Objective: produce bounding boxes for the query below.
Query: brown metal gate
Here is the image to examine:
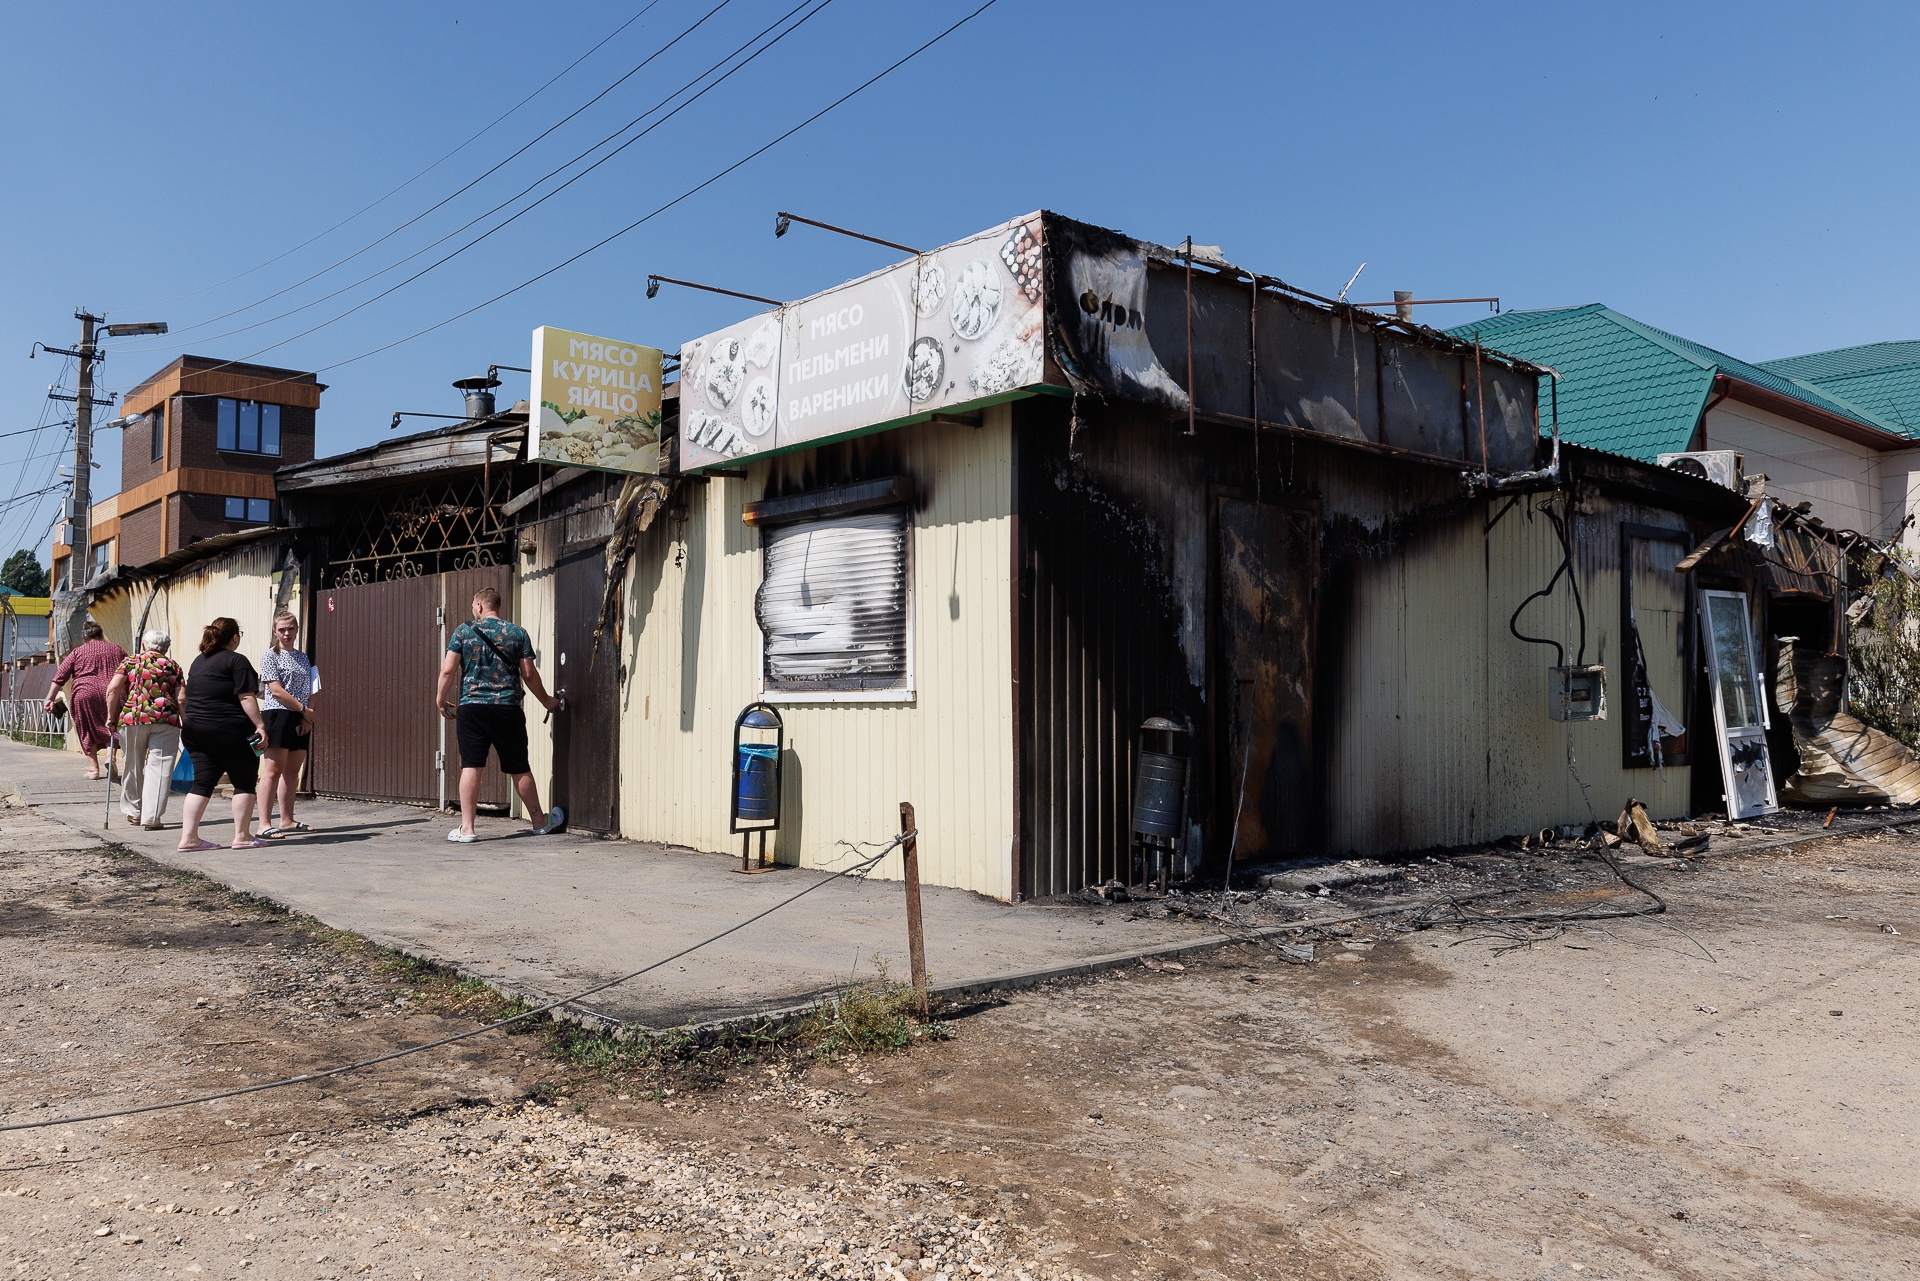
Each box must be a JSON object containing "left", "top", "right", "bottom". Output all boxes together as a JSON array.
[
  {"left": 310, "top": 567, "right": 512, "bottom": 808},
  {"left": 549, "top": 549, "right": 619, "bottom": 834},
  {"left": 311, "top": 575, "right": 439, "bottom": 803}
]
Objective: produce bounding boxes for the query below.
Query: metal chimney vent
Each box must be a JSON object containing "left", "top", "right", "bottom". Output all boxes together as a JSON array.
[{"left": 453, "top": 375, "right": 501, "bottom": 420}]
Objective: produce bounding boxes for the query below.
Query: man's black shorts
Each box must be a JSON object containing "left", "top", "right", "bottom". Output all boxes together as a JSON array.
[{"left": 456, "top": 703, "right": 530, "bottom": 775}]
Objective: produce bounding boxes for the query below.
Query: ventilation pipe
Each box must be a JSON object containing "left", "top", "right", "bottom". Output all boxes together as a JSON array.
[{"left": 453, "top": 375, "right": 501, "bottom": 420}]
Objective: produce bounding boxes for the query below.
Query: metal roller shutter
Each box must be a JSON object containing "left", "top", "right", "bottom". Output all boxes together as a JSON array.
[{"left": 757, "top": 510, "right": 909, "bottom": 693}]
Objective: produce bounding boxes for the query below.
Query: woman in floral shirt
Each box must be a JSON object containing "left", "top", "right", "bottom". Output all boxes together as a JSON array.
[{"left": 105, "top": 629, "right": 184, "bottom": 829}]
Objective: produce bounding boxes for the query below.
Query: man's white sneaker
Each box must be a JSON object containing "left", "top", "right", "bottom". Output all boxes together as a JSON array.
[
  {"left": 536, "top": 806, "right": 565, "bottom": 835},
  {"left": 447, "top": 828, "right": 478, "bottom": 844}
]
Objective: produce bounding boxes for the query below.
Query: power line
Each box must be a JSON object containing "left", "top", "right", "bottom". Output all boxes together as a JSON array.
[
  {"left": 132, "top": 0, "right": 729, "bottom": 347},
  {"left": 111, "top": 0, "right": 823, "bottom": 376},
  {"left": 317, "top": 0, "right": 1004, "bottom": 376},
  {"left": 84, "top": 0, "right": 1002, "bottom": 408},
  {"left": 121, "top": 0, "right": 675, "bottom": 316}
]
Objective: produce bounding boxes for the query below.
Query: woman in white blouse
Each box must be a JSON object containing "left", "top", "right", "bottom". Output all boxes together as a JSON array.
[{"left": 256, "top": 609, "right": 316, "bottom": 837}]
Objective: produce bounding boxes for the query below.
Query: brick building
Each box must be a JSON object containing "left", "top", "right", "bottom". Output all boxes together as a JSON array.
[{"left": 51, "top": 356, "right": 323, "bottom": 584}]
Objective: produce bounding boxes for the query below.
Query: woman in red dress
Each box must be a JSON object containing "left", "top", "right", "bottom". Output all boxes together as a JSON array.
[{"left": 46, "top": 619, "right": 128, "bottom": 779}]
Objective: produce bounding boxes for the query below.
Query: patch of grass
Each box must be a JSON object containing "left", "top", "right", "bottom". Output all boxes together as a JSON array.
[{"left": 804, "top": 978, "right": 952, "bottom": 1058}]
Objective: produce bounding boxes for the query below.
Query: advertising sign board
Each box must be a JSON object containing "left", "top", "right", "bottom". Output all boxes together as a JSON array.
[
  {"left": 679, "top": 212, "right": 1046, "bottom": 470},
  {"left": 529, "top": 326, "right": 665, "bottom": 474}
]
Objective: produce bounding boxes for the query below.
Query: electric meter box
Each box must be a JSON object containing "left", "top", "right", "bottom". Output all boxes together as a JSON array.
[{"left": 1548, "top": 664, "right": 1607, "bottom": 721}]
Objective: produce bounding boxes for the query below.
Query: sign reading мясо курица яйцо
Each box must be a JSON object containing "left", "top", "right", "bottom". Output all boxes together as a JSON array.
[{"left": 530, "top": 326, "right": 665, "bottom": 474}]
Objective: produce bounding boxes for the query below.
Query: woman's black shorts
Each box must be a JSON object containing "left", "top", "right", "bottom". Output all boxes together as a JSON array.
[
  {"left": 181, "top": 724, "right": 260, "bottom": 797},
  {"left": 262, "top": 708, "right": 311, "bottom": 752}
]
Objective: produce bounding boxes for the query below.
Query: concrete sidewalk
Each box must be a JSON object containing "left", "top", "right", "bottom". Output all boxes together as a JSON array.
[{"left": 0, "top": 739, "right": 1214, "bottom": 1028}]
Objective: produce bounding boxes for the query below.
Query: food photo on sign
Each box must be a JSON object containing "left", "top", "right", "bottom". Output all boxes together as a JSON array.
[
  {"left": 529, "top": 326, "right": 666, "bottom": 474},
  {"left": 678, "top": 212, "right": 1045, "bottom": 471}
]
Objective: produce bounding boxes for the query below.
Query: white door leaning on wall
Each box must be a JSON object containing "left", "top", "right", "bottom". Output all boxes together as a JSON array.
[{"left": 1699, "top": 589, "right": 1779, "bottom": 820}]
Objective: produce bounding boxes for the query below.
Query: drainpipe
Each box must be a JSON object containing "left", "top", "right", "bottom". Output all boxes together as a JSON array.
[{"left": 1696, "top": 374, "right": 1731, "bottom": 450}]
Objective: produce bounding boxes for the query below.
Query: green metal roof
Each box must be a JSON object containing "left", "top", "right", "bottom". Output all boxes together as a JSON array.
[
  {"left": 1448, "top": 305, "right": 1904, "bottom": 461},
  {"left": 1758, "top": 341, "right": 1920, "bottom": 438}
]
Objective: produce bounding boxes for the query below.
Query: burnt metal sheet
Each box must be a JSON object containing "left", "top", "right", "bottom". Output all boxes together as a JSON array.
[
  {"left": 1016, "top": 401, "right": 1204, "bottom": 898},
  {"left": 1215, "top": 495, "right": 1318, "bottom": 859},
  {"left": 1044, "top": 213, "right": 1540, "bottom": 472}
]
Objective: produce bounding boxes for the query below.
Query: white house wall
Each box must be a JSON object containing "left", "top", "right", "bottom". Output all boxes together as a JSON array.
[
  {"left": 616, "top": 410, "right": 1017, "bottom": 899},
  {"left": 1705, "top": 399, "right": 1882, "bottom": 534},
  {"left": 1875, "top": 447, "right": 1920, "bottom": 554}
]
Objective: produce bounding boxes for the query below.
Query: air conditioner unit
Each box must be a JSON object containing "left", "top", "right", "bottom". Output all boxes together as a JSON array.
[{"left": 1657, "top": 450, "right": 1744, "bottom": 491}]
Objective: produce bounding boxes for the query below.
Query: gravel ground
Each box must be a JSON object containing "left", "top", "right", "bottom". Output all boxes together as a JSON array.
[{"left": 3, "top": 789, "right": 1918, "bottom": 1280}]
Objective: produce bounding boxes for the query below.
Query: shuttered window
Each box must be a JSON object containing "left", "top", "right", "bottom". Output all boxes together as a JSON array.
[{"left": 757, "top": 509, "right": 910, "bottom": 695}]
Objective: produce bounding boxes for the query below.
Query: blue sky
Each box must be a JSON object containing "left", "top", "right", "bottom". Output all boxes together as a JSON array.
[{"left": 4, "top": 0, "right": 1918, "bottom": 563}]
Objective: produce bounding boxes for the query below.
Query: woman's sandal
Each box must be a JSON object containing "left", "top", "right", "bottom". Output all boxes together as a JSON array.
[
  {"left": 257, "top": 828, "right": 287, "bottom": 840},
  {"left": 280, "top": 821, "right": 314, "bottom": 832},
  {"left": 177, "top": 840, "right": 220, "bottom": 853},
  {"left": 230, "top": 838, "right": 269, "bottom": 849}
]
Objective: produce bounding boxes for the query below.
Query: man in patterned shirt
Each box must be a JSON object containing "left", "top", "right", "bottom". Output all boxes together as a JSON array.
[
  {"left": 435, "top": 585, "right": 564, "bottom": 842},
  {"left": 105, "top": 629, "right": 184, "bottom": 829}
]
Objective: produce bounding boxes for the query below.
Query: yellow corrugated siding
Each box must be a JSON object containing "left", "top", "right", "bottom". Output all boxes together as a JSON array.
[
  {"left": 616, "top": 410, "right": 1016, "bottom": 898},
  {"left": 89, "top": 544, "right": 288, "bottom": 660},
  {"left": 516, "top": 543, "right": 557, "bottom": 819},
  {"left": 1327, "top": 494, "right": 1691, "bottom": 849}
]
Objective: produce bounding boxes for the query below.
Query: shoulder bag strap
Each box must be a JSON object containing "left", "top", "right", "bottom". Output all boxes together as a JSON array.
[{"left": 465, "top": 622, "right": 524, "bottom": 688}]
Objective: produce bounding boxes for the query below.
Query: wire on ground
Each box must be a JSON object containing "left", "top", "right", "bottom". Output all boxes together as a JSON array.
[{"left": 0, "top": 834, "right": 906, "bottom": 1135}]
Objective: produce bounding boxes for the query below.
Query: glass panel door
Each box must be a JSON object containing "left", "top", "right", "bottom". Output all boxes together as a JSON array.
[{"left": 1699, "top": 590, "right": 1778, "bottom": 819}]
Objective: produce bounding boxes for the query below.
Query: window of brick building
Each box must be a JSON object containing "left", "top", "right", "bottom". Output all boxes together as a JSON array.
[
  {"left": 149, "top": 409, "right": 164, "bottom": 463},
  {"left": 224, "top": 497, "right": 272, "bottom": 524},
  {"left": 215, "top": 399, "right": 282, "bottom": 455}
]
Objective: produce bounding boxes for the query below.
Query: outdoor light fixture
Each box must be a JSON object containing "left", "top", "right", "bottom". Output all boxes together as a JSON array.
[
  {"left": 646, "top": 275, "right": 780, "bottom": 307},
  {"left": 97, "top": 415, "right": 138, "bottom": 431},
  {"left": 771, "top": 211, "right": 920, "bottom": 255},
  {"left": 103, "top": 321, "right": 168, "bottom": 337},
  {"left": 388, "top": 410, "right": 472, "bottom": 432}
]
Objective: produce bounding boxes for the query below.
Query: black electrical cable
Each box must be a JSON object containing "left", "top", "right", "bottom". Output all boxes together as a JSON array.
[
  {"left": 1506, "top": 494, "right": 1587, "bottom": 668},
  {"left": 0, "top": 836, "right": 904, "bottom": 1135}
]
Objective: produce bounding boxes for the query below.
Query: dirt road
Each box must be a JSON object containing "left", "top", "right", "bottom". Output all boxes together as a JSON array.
[{"left": 3, "top": 790, "right": 1916, "bottom": 1280}]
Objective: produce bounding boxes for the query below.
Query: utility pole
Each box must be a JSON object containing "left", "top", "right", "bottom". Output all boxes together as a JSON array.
[
  {"left": 69, "top": 309, "right": 102, "bottom": 588},
  {"left": 35, "top": 309, "right": 166, "bottom": 596}
]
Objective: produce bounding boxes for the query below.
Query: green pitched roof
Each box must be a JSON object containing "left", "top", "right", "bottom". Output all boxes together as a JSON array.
[
  {"left": 1447, "top": 305, "right": 1903, "bottom": 462},
  {"left": 1758, "top": 341, "right": 1920, "bottom": 438}
]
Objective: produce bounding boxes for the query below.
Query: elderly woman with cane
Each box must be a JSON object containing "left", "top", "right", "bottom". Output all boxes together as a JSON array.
[
  {"left": 176, "top": 617, "right": 269, "bottom": 852},
  {"left": 105, "top": 629, "right": 184, "bottom": 830},
  {"left": 45, "top": 619, "right": 127, "bottom": 779}
]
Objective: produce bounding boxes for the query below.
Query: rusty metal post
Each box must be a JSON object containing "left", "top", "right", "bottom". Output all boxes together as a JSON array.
[
  {"left": 899, "top": 801, "right": 927, "bottom": 996},
  {"left": 1183, "top": 238, "right": 1196, "bottom": 436},
  {"left": 1474, "top": 338, "right": 1490, "bottom": 482}
]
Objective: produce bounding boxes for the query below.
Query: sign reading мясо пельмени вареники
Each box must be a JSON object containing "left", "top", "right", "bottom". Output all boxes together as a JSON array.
[{"left": 530, "top": 326, "right": 665, "bottom": 473}]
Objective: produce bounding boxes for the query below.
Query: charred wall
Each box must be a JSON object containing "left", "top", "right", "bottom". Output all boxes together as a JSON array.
[{"left": 1015, "top": 393, "right": 1479, "bottom": 895}]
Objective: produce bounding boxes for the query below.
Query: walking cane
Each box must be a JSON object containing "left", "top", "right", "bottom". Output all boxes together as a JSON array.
[{"left": 103, "top": 729, "right": 116, "bottom": 830}]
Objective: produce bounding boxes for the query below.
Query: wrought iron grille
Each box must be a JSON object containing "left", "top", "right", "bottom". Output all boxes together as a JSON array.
[{"left": 318, "top": 473, "right": 513, "bottom": 588}]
